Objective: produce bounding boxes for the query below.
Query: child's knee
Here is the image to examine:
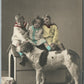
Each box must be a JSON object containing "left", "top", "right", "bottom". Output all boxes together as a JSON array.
[{"left": 16, "top": 46, "right": 21, "bottom": 52}]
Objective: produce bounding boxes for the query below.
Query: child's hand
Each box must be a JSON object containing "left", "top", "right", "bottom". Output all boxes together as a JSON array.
[
  {"left": 23, "top": 40, "right": 29, "bottom": 43},
  {"left": 20, "top": 28, "right": 25, "bottom": 35}
]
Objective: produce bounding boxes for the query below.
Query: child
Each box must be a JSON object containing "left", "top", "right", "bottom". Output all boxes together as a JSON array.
[
  {"left": 11, "top": 14, "right": 29, "bottom": 66},
  {"left": 27, "top": 16, "right": 51, "bottom": 51},
  {"left": 43, "top": 15, "right": 65, "bottom": 51}
]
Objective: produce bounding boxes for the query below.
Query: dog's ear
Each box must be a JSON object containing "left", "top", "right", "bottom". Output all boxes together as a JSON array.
[
  {"left": 20, "top": 42, "right": 34, "bottom": 53},
  {"left": 20, "top": 42, "right": 29, "bottom": 52}
]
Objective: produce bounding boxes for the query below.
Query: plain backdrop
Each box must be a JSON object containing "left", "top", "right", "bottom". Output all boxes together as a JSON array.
[{"left": 2, "top": 0, "right": 82, "bottom": 71}]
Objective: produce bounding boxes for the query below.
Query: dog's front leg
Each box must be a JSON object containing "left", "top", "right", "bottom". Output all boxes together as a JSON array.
[
  {"left": 40, "top": 71, "right": 45, "bottom": 84},
  {"left": 36, "top": 69, "right": 42, "bottom": 84}
]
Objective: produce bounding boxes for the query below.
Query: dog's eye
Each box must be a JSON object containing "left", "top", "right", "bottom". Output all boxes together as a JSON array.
[{"left": 52, "top": 57, "right": 54, "bottom": 59}]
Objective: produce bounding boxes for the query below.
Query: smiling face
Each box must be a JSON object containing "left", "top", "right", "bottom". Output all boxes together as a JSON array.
[
  {"left": 44, "top": 16, "right": 51, "bottom": 26},
  {"left": 33, "top": 19, "right": 41, "bottom": 28},
  {"left": 15, "top": 14, "right": 25, "bottom": 25}
]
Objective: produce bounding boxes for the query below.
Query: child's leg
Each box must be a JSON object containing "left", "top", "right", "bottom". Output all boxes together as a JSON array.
[
  {"left": 16, "top": 45, "right": 28, "bottom": 66},
  {"left": 16, "top": 45, "right": 23, "bottom": 57},
  {"left": 18, "top": 51, "right": 28, "bottom": 66},
  {"left": 19, "top": 54, "right": 28, "bottom": 66},
  {"left": 57, "top": 43, "right": 65, "bottom": 51},
  {"left": 36, "top": 43, "right": 50, "bottom": 50},
  {"left": 44, "top": 42, "right": 51, "bottom": 51}
]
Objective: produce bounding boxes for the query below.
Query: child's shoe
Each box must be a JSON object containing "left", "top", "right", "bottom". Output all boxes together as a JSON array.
[
  {"left": 19, "top": 56, "right": 26, "bottom": 66},
  {"left": 18, "top": 52, "right": 28, "bottom": 66}
]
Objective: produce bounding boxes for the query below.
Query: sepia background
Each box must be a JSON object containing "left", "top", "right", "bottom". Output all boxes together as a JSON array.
[{"left": 2, "top": 0, "right": 82, "bottom": 83}]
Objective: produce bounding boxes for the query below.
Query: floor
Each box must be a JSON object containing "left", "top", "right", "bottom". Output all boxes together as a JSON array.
[
  {"left": 2, "top": 71, "right": 83, "bottom": 84},
  {"left": 2, "top": 70, "right": 67, "bottom": 84}
]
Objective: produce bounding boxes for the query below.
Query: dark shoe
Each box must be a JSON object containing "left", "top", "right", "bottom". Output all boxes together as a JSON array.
[
  {"left": 19, "top": 61, "right": 26, "bottom": 66},
  {"left": 19, "top": 56, "right": 28, "bottom": 66}
]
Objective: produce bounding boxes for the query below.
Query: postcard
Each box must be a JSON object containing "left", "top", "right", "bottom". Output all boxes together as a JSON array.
[{"left": 1, "top": 0, "right": 83, "bottom": 84}]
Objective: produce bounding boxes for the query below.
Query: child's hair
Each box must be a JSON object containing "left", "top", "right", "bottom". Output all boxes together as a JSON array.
[
  {"left": 43, "top": 14, "right": 51, "bottom": 20},
  {"left": 15, "top": 14, "right": 24, "bottom": 22},
  {"left": 32, "top": 16, "right": 44, "bottom": 28}
]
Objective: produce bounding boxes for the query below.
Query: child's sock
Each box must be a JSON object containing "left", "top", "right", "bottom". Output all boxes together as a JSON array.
[
  {"left": 18, "top": 52, "right": 26, "bottom": 66},
  {"left": 46, "top": 45, "right": 51, "bottom": 51},
  {"left": 18, "top": 52, "right": 23, "bottom": 57},
  {"left": 44, "top": 43, "right": 51, "bottom": 51}
]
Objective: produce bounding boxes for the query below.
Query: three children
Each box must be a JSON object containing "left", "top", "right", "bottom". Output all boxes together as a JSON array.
[{"left": 11, "top": 14, "right": 65, "bottom": 66}]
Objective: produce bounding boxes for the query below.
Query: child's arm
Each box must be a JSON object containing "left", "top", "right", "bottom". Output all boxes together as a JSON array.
[
  {"left": 14, "top": 27, "right": 26, "bottom": 42},
  {"left": 52, "top": 25, "right": 59, "bottom": 44},
  {"left": 42, "top": 25, "right": 50, "bottom": 38},
  {"left": 25, "top": 22, "right": 30, "bottom": 30}
]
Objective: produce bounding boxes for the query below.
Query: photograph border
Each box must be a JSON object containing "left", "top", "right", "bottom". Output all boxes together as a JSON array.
[{"left": 0, "top": 0, "right": 83, "bottom": 84}]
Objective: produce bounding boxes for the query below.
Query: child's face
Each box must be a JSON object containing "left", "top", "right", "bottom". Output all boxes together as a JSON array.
[
  {"left": 44, "top": 17, "right": 51, "bottom": 25},
  {"left": 19, "top": 18, "right": 25, "bottom": 26},
  {"left": 34, "top": 19, "right": 41, "bottom": 28}
]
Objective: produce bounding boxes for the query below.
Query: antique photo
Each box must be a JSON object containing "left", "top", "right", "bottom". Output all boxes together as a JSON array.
[{"left": 1, "top": 0, "right": 82, "bottom": 84}]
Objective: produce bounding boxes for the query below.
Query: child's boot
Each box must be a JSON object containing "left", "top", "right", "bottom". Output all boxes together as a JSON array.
[{"left": 19, "top": 52, "right": 28, "bottom": 66}]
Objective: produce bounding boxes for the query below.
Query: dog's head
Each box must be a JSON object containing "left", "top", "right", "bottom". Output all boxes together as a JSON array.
[{"left": 20, "top": 42, "right": 34, "bottom": 53}]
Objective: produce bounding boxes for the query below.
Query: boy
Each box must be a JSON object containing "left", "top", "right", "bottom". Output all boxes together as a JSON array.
[{"left": 11, "top": 14, "right": 29, "bottom": 66}]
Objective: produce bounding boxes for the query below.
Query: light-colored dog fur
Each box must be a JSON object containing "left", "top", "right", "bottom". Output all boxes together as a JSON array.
[{"left": 9, "top": 43, "right": 80, "bottom": 84}]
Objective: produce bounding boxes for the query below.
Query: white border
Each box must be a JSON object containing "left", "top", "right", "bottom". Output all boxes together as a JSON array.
[{"left": 0, "top": 0, "right": 1, "bottom": 83}]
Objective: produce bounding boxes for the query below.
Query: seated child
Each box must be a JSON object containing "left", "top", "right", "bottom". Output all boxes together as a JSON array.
[
  {"left": 43, "top": 15, "right": 65, "bottom": 51},
  {"left": 25, "top": 16, "right": 51, "bottom": 67},
  {"left": 11, "top": 14, "right": 29, "bottom": 66},
  {"left": 27, "top": 16, "right": 51, "bottom": 51}
]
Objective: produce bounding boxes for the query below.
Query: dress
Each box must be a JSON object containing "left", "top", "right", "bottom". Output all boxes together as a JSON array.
[
  {"left": 28, "top": 25, "right": 46, "bottom": 46},
  {"left": 43, "top": 24, "right": 60, "bottom": 45}
]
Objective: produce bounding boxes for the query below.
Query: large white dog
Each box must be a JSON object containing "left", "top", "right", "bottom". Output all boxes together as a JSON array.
[{"left": 9, "top": 42, "right": 80, "bottom": 84}]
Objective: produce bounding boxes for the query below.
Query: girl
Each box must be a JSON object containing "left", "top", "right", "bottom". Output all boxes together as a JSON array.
[
  {"left": 28, "top": 16, "right": 51, "bottom": 51},
  {"left": 43, "top": 15, "right": 65, "bottom": 51}
]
